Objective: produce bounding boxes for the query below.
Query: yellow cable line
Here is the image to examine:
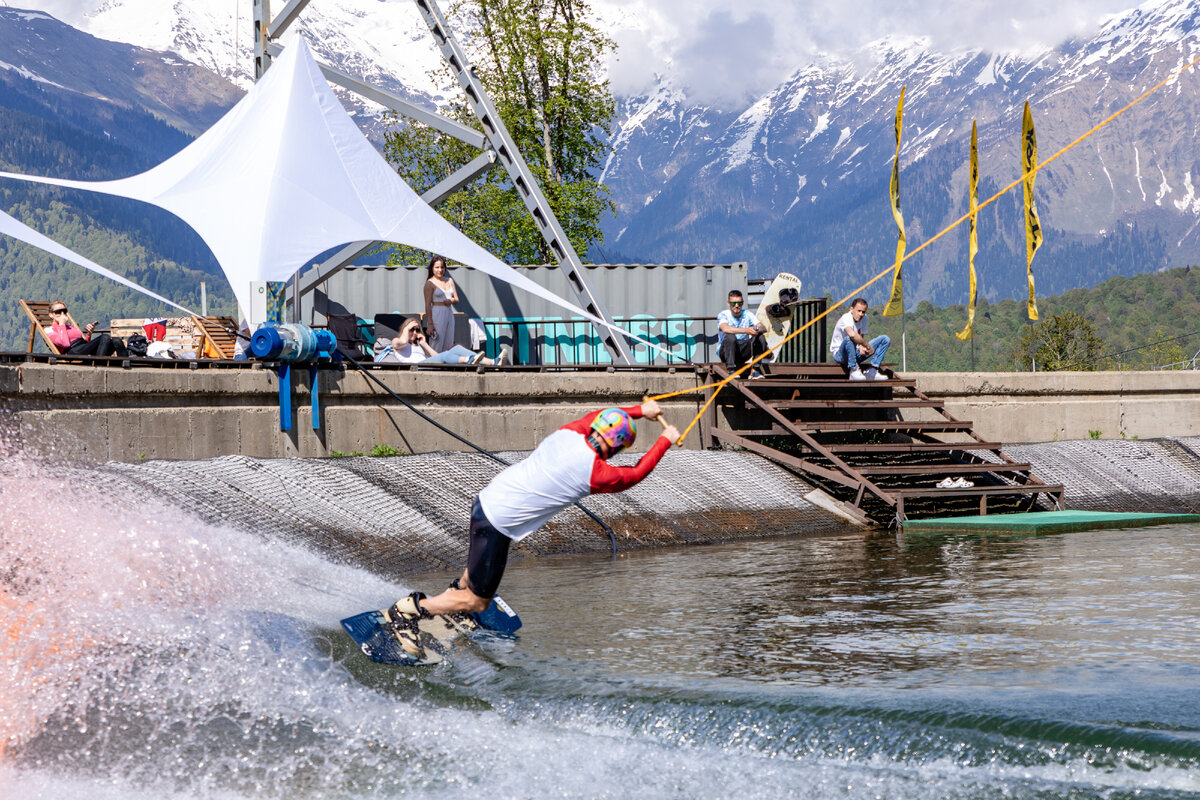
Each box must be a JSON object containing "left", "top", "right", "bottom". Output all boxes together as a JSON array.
[{"left": 655, "top": 52, "right": 1200, "bottom": 444}]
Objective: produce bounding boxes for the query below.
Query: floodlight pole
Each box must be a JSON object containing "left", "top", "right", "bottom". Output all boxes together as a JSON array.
[{"left": 251, "top": 0, "right": 634, "bottom": 363}]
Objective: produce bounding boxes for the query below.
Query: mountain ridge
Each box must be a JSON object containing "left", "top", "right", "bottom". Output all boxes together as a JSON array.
[
  {"left": 601, "top": 0, "right": 1199, "bottom": 305},
  {"left": 0, "top": 1, "right": 1197, "bottom": 321}
]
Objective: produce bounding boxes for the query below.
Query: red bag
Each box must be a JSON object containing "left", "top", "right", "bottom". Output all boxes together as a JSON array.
[{"left": 142, "top": 319, "right": 167, "bottom": 342}]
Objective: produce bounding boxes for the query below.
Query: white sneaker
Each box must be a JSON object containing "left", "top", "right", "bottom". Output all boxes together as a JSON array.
[
  {"left": 849, "top": 369, "right": 866, "bottom": 381},
  {"left": 872, "top": 369, "right": 889, "bottom": 381},
  {"left": 956, "top": 477, "right": 975, "bottom": 488},
  {"left": 936, "top": 477, "right": 956, "bottom": 488},
  {"left": 496, "top": 346, "right": 510, "bottom": 366}
]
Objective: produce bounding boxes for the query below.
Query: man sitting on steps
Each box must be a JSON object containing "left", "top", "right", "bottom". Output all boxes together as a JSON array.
[
  {"left": 717, "top": 290, "right": 769, "bottom": 379},
  {"left": 830, "top": 298, "right": 890, "bottom": 381}
]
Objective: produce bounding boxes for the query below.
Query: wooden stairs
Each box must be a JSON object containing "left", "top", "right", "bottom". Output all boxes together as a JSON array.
[{"left": 699, "top": 363, "right": 1064, "bottom": 527}]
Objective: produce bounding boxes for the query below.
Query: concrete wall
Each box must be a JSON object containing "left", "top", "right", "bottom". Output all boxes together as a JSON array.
[
  {"left": 3, "top": 363, "right": 1200, "bottom": 463},
  {"left": 0, "top": 362, "right": 704, "bottom": 462},
  {"left": 907, "top": 371, "right": 1200, "bottom": 443}
]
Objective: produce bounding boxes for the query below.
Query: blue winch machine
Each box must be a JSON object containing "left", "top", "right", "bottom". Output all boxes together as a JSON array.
[{"left": 249, "top": 323, "right": 341, "bottom": 431}]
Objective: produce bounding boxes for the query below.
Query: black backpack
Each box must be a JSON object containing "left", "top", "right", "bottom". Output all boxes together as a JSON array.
[{"left": 126, "top": 333, "right": 149, "bottom": 357}]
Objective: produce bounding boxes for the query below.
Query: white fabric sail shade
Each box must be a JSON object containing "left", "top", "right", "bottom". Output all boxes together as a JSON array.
[{"left": 0, "top": 36, "right": 650, "bottom": 355}]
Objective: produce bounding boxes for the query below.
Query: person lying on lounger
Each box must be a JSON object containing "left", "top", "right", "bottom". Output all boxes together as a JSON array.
[{"left": 373, "top": 316, "right": 509, "bottom": 366}]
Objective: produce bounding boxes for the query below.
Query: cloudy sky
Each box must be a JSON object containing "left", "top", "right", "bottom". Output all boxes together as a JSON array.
[
  {"left": 9, "top": 0, "right": 1149, "bottom": 107},
  {"left": 597, "top": 0, "right": 1144, "bottom": 107}
]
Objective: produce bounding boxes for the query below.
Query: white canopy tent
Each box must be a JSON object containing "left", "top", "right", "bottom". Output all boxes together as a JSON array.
[{"left": 0, "top": 36, "right": 660, "bottom": 355}]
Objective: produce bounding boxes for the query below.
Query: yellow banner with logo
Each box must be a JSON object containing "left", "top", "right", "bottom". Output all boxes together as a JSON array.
[
  {"left": 882, "top": 86, "right": 907, "bottom": 317},
  {"left": 1022, "top": 102, "right": 1042, "bottom": 321},
  {"left": 956, "top": 121, "right": 979, "bottom": 341}
]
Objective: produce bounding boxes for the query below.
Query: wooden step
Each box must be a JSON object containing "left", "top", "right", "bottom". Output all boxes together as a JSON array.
[
  {"left": 823, "top": 441, "right": 1004, "bottom": 454},
  {"left": 892, "top": 483, "right": 1062, "bottom": 496},
  {"left": 796, "top": 421, "right": 974, "bottom": 433},
  {"left": 729, "top": 378, "right": 917, "bottom": 390},
  {"left": 748, "top": 363, "right": 896, "bottom": 376},
  {"left": 853, "top": 463, "right": 1032, "bottom": 476},
  {"left": 767, "top": 399, "right": 942, "bottom": 410},
  {"left": 892, "top": 484, "right": 1065, "bottom": 522},
  {"left": 715, "top": 430, "right": 1001, "bottom": 454}
]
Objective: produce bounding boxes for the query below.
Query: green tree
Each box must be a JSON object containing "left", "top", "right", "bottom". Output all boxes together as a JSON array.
[
  {"left": 381, "top": 0, "right": 616, "bottom": 265},
  {"left": 1137, "top": 327, "right": 1188, "bottom": 370},
  {"left": 1009, "top": 311, "right": 1106, "bottom": 371}
]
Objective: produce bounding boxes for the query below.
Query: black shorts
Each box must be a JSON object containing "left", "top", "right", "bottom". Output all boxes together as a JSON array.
[{"left": 465, "top": 497, "right": 511, "bottom": 599}]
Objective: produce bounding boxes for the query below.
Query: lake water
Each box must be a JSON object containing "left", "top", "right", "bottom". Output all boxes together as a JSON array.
[{"left": 3, "top": 455, "right": 1199, "bottom": 799}]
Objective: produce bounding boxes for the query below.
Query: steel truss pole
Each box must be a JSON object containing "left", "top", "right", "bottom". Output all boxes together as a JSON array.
[
  {"left": 252, "top": 0, "right": 273, "bottom": 79},
  {"left": 254, "top": 0, "right": 632, "bottom": 361},
  {"left": 410, "top": 0, "right": 633, "bottom": 363}
]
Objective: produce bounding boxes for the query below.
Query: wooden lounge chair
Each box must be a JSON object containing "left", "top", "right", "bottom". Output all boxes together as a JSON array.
[
  {"left": 190, "top": 315, "right": 240, "bottom": 359},
  {"left": 19, "top": 300, "right": 78, "bottom": 354}
]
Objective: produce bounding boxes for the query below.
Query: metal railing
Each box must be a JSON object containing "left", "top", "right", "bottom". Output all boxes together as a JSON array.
[
  {"left": 778, "top": 299, "right": 828, "bottom": 364},
  {"left": 1154, "top": 352, "right": 1200, "bottom": 370},
  {"left": 479, "top": 299, "right": 828, "bottom": 367}
]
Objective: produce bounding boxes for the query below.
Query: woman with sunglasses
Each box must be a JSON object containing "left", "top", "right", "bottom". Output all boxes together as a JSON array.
[
  {"left": 44, "top": 302, "right": 128, "bottom": 357},
  {"left": 373, "top": 316, "right": 508, "bottom": 366}
]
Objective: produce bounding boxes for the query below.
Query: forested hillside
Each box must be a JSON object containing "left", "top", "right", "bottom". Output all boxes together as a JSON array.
[
  {"left": 855, "top": 265, "right": 1200, "bottom": 372},
  {"left": 0, "top": 68, "right": 235, "bottom": 351}
]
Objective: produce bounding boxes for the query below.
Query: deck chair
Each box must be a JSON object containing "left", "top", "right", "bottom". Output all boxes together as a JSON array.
[
  {"left": 325, "top": 313, "right": 371, "bottom": 359},
  {"left": 190, "top": 315, "right": 240, "bottom": 359},
  {"left": 19, "top": 300, "right": 79, "bottom": 354}
]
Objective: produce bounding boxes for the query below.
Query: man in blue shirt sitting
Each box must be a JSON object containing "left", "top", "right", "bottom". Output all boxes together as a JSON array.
[{"left": 716, "top": 290, "right": 769, "bottom": 379}]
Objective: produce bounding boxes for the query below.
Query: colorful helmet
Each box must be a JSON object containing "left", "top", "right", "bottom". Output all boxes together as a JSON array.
[{"left": 590, "top": 407, "right": 636, "bottom": 453}]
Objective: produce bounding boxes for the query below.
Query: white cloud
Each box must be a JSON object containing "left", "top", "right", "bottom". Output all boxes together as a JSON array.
[
  {"left": 4, "top": 0, "right": 1146, "bottom": 110},
  {"left": 596, "top": 0, "right": 1139, "bottom": 108},
  {"left": 0, "top": 0, "right": 101, "bottom": 27}
]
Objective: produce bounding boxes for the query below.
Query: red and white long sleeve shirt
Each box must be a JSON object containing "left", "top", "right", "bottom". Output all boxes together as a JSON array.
[{"left": 477, "top": 406, "right": 671, "bottom": 541}]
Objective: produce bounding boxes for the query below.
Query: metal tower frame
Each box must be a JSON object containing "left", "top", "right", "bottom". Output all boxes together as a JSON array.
[{"left": 251, "top": 0, "right": 634, "bottom": 363}]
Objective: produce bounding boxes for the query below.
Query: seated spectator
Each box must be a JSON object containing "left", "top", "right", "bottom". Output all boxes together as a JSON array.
[
  {"left": 374, "top": 317, "right": 509, "bottom": 366},
  {"left": 717, "top": 290, "right": 769, "bottom": 378},
  {"left": 829, "top": 297, "right": 890, "bottom": 381},
  {"left": 44, "top": 302, "right": 128, "bottom": 357}
]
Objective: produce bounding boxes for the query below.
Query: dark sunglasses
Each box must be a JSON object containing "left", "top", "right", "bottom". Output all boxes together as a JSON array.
[
  {"left": 729, "top": 301, "right": 744, "bottom": 307},
  {"left": 51, "top": 308, "right": 68, "bottom": 314}
]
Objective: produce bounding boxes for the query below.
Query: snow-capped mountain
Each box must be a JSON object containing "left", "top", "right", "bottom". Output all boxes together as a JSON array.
[
  {"left": 0, "top": 6, "right": 239, "bottom": 135},
  {"left": 3, "top": 0, "right": 1200, "bottom": 306},
  {"left": 21, "top": 0, "right": 448, "bottom": 102},
  {"left": 603, "top": 0, "right": 1200, "bottom": 304}
]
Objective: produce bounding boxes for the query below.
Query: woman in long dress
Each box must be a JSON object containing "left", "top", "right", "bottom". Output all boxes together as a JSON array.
[{"left": 423, "top": 255, "right": 459, "bottom": 352}]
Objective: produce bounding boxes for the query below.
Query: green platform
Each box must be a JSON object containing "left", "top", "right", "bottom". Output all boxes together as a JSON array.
[{"left": 903, "top": 510, "right": 1200, "bottom": 535}]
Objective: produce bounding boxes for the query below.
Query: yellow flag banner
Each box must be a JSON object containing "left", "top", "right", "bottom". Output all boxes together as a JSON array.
[
  {"left": 956, "top": 121, "right": 979, "bottom": 341},
  {"left": 1022, "top": 102, "right": 1043, "bottom": 321},
  {"left": 882, "top": 86, "right": 907, "bottom": 317}
]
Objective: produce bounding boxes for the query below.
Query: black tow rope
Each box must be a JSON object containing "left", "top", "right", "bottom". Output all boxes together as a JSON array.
[{"left": 334, "top": 349, "right": 620, "bottom": 556}]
